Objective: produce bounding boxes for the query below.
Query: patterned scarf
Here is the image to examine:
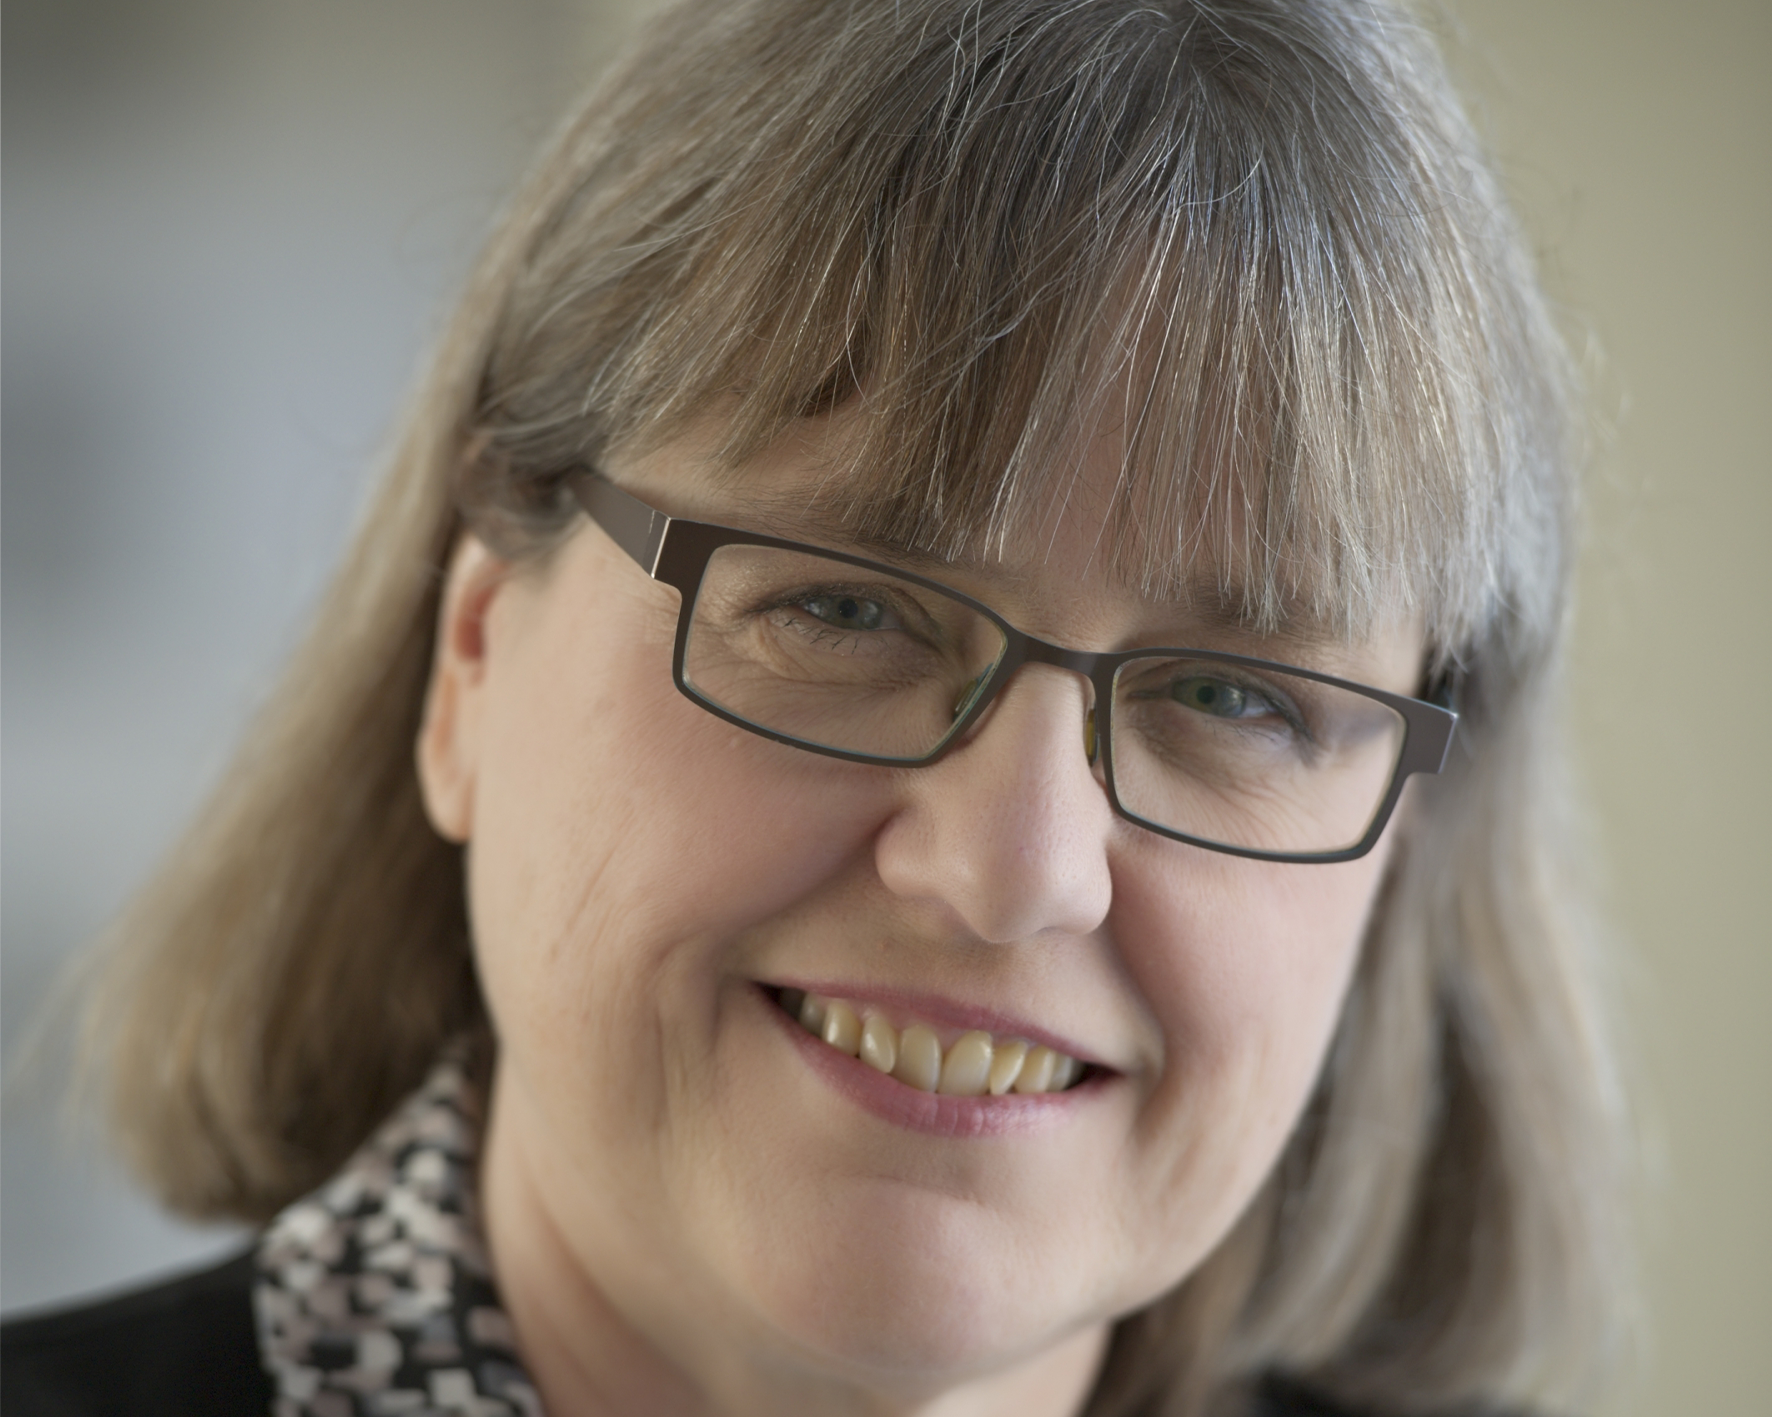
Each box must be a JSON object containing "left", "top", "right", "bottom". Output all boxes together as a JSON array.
[{"left": 253, "top": 1051, "right": 544, "bottom": 1416}]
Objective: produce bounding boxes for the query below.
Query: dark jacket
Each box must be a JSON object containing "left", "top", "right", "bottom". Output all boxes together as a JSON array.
[
  {"left": 1, "top": 1251, "right": 1380, "bottom": 1417},
  {"left": 2, "top": 1250, "right": 271, "bottom": 1416}
]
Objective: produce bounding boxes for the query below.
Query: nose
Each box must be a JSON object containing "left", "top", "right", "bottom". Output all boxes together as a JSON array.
[{"left": 873, "top": 664, "right": 1115, "bottom": 943}]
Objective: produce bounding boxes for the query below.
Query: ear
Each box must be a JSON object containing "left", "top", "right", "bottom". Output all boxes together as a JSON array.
[{"left": 416, "top": 534, "right": 511, "bottom": 844}]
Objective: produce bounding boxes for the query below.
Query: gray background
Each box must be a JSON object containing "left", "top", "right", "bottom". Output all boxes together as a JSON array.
[{"left": 3, "top": 4, "right": 1767, "bottom": 1415}]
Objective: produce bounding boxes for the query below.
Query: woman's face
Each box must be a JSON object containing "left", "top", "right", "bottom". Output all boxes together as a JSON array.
[{"left": 418, "top": 415, "right": 1421, "bottom": 1407}]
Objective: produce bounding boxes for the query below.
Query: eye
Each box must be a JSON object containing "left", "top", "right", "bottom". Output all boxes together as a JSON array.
[
  {"left": 798, "top": 593, "right": 892, "bottom": 632},
  {"left": 1170, "top": 675, "right": 1263, "bottom": 718}
]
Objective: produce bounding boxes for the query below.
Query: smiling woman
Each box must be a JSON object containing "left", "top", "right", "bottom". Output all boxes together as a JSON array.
[{"left": 2, "top": 2, "right": 1625, "bottom": 1416}]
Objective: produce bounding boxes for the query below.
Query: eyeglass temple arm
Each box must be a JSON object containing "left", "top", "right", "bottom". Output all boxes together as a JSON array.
[{"left": 570, "top": 472, "right": 670, "bottom": 576}]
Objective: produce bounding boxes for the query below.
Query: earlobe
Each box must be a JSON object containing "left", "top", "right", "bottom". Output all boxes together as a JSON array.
[{"left": 416, "top": 535, "right": 510, "bottom": 844}]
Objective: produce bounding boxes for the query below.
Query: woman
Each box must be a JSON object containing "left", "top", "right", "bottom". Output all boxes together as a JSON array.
[{"left": 2, "top": 1, "right": 1625, "bottom": 1414}]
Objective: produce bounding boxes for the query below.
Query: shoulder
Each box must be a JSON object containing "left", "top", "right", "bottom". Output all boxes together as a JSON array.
[{"left": 1, "top": 1248, "right": 271, "bottom": 1417}]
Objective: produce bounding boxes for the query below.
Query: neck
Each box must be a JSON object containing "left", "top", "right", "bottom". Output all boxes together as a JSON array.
[{"left": 480, "top": 1073, "right": 1110, "bottom": 1417}]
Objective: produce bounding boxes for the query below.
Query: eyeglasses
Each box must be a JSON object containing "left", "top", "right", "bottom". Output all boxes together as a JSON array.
[{"left": 570, "top": 474, "right": 1456, "bottom": 863}]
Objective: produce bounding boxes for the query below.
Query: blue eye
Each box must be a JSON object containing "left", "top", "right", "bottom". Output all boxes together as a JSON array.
[{"left": 800, "top": 594, "right": 886, "bottom": 632}]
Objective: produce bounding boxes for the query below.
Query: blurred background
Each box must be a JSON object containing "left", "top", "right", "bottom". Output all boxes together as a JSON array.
[{"left": 2, "top": 2, "right": 1766, "bottom": 1413}]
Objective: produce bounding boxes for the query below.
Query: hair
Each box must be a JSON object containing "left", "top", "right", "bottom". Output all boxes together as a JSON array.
[{"left": 83, "top": 2, "right": 1626, "bottom": 1413}]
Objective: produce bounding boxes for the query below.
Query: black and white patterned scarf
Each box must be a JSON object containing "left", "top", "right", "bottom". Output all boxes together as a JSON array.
[{"left": 253, "top": 1050, "right": 544, "bottom": 1417}]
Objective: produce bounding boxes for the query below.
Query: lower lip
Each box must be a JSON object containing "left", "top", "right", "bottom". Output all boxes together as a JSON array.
[{"left": 761, "top": 987, "right": 1103, "bottom": 1139}]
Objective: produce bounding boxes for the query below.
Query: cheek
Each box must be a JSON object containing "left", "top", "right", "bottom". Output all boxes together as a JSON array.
[
  {"left": 1135, "top": 856, "right": 1375, "bottom": 1063},
  {"left": 461, "top": 568, "right": 895, "bottom": 1073},
  {"left": 1107, "top": 840, "right": 1385, "bottom": 1255}
]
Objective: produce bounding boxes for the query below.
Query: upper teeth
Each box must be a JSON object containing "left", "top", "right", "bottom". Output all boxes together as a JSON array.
[{"left": 783, "top": 990, "right": 1084, "bottom": 1096}]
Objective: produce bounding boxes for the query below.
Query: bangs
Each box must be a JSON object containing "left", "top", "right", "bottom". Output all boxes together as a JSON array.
[{"left": 480, "top": 0, "right": 1573, "bottom": 658}]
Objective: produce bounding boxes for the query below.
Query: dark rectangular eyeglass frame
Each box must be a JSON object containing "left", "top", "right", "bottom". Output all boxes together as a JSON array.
[{"left": 571, "top": 472, "right": 1457, "bottom": 864}]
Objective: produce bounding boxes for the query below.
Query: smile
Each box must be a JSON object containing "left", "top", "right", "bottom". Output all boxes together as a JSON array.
[{"left": 776, "top": 988, "right": 1089, "bottom": 1096}]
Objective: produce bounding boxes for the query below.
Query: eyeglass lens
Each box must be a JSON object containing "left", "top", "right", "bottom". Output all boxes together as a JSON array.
[{"left": 680, "top": 543, "right": 1407, "bottom": 855}]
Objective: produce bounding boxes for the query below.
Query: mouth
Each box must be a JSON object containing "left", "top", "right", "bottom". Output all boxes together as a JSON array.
[{"left": 766, "top": 986, "right": 1098, "bottom": 1098}]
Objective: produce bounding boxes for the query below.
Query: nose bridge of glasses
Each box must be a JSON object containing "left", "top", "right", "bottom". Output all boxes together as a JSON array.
[
  {"left": 1018, "top": 637, "right": 1105, "bottom": 679},
  {"left": 1011, "top": 639, "right": 1103, "bottom": 710},
  {"left": 976, "top": 637, "right": 1102, "bottom": 762}
]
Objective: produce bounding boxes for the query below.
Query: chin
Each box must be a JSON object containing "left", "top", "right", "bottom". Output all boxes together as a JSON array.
[{"left": 729, "top": 1183, "right": 1092, "bottom": 1383}]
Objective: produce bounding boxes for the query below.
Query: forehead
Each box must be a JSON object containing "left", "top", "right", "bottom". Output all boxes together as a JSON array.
[{"left": 604, "top": 409, "right": 1425, "bottom": 686}]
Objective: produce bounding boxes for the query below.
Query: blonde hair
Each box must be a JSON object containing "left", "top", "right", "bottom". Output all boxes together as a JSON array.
[{"left": 86, "top": 1, "right": 1625, "bottom": 1412}]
